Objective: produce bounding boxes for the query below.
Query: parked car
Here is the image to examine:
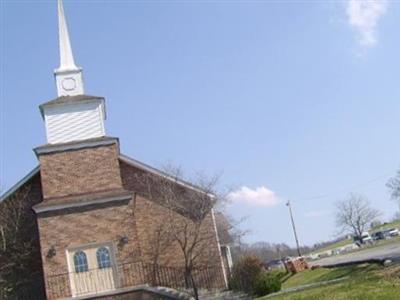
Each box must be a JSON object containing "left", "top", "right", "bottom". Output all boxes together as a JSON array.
[
  {"left": 382, "top": 229, "right": 395, "bottom": 238},
  {"left": 388, "top": 228, "right": 399, "bottom": 237},
  {"left": 361, "top": 232, "right": 373, "bottom": 243},
  {"left": 353, "top": 232, "right": 373, "bottom": 245},
  {"left": 372, "top": 231, "right": 385, "bottom": 240},
  {"left": 282, "top": 256, "right": 294, "bottom": 262},
  {"left": 265, "top": 259, "right": 285, "bottom": 270}
]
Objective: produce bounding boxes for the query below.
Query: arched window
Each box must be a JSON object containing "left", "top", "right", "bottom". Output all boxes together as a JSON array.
[
  {"left": 73, "top": 251, "right": 88, "bottom": 273},
  {"left": 96, "top": 247, "right": 112, "bottom": 269}
]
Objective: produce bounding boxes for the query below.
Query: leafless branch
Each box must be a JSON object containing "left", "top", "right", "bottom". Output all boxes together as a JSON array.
[{"left": 335, "top": 193, "right": 381, "bottom": 241}]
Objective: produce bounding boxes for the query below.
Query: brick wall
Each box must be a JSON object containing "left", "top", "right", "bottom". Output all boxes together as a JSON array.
[
  {"left": 133, "top": 195, "right": 226, "bottom": 289},
  {"left": 38, "top": 199, "right": 141, "bottom": 299},
  {"left": 35, "top": 152, "right": 226, "bottom": 299},
  {"left": 121, "top": 161, "right": 226, "bottom": 288},
  {"left": 38, "top": 143, "right": 123, "bottom": 199}
]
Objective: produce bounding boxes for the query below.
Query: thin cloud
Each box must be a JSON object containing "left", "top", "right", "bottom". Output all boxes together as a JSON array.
[
  {"left": 346, "top": 0, "right": 388, "bottom": 48},
  {"left": 228, "top": 186, "right": 281, "bottom": 207}
]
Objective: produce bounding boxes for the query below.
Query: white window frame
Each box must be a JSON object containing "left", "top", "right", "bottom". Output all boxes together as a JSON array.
[{"left": 65, "top": 241, "right": 118, "bottom": 297}]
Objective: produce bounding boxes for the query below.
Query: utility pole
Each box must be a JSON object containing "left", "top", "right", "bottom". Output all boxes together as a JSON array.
[{"left": 286, "top": 200, "right": 302, "bottom": 257}]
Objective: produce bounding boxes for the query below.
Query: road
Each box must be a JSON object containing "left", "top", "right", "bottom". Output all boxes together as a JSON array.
[{"left": 309, "top": 242, "right": 400, "bottom": 266}]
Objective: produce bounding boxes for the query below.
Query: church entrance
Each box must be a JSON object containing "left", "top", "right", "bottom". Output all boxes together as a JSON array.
[{"left": 67, "top": 242, "right": 117, "bottom": 297}]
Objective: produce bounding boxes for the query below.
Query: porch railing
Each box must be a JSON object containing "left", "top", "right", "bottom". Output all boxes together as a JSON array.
[{"left": 46, "top": 261, "right": 225, "bottom": 299}]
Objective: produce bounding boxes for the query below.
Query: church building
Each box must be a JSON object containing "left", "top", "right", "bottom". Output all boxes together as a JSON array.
[{"left": 0, "top": 1, "right": 228, "bottom": 299}]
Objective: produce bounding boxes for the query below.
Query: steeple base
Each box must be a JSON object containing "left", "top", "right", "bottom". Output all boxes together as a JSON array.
[{"left": 55, "top": 68, "right": 84, "bottom": 96}]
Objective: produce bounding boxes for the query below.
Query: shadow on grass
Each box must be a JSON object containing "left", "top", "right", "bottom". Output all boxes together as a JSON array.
[
  {"left": 280, "top": 272, "right": 294, "bottom": 284},
  {"left": 315, "top": 263, "right": 379, "bottom": 283}
]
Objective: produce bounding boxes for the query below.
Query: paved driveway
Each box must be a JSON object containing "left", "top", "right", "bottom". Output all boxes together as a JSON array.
[{"left": 309, "top": 242, "right": 400, "bottom": 266}]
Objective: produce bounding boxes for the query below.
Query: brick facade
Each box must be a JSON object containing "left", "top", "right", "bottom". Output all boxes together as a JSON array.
[
  {"left": 121, "top": 161, "right": 227, "bottom": 288},
  {"left": 38, "top": 143, "right": 122, "bottom": 199},
  {"left": 38, "top": 199, "right": 141, "bottom": 299},
  {"left": 133, "top": 195, "right": 223, "bottom": 269},
  {"left": 4, "top": 142, "right": 227, "bottom": 299}
]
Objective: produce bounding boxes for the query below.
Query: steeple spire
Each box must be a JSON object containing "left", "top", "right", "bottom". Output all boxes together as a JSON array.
[
  {"left": 54, "top": 0, "right": 84, "bottom": 96},
  {"left": 57, "top": 0, "right": 77, "bottom": 71}
]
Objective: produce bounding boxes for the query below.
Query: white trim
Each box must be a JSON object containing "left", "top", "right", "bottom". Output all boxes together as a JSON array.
[
  {"left": 41, "top": 97, "right": 104, "bottom": 112},
  {"left": 40, "top": 97, "right": 105, "bottom": 119},
  {"left": 211, "top": 208, "right": 228, "bottom": 288},
  {"left": 0, "top": 166, "right": 40, "bottom": 202},
  {"left": 65, "top": 246, "right": 76, "bottom": 296},
  {"left": 119, "top": 154, "right": 215, "bottom": 198},
  {"left": 221, "top": 244, "right": 233, "bottom": 272},
  {"left": 33, "top": 193, "right": 132, "bottom": 214},
  {"left": 34, "top": 137, "right": 118, "bottom": 156}
]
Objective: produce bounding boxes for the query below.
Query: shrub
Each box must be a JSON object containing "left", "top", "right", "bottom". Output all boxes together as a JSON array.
[
  {"left": 230, "top": 255, "right": 263, "bottom": 293},
  {"left": 228, "top": 275, "right": 239, "bottom": 290},
  {"left": 253, "top": 272, "right": 282, "bottom": 296},
  {"left": 269, "top": 269, "right": 287, "bottom": 280}
]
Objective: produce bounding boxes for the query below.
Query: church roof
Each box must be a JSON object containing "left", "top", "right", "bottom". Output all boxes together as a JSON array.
[
  {"left": 119, "top": 154, "right": 214, "bottom": 197},
  {"left": 0, "top": 166, "right": 40, "bottom": 202}
]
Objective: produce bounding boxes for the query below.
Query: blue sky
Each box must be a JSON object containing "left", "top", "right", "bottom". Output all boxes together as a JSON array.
[{"left": 1, "top": 0, "right": 399, "bottom": 246}]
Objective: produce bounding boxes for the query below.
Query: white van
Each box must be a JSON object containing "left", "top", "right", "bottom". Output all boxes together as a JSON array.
[{"left": 361, "top": 232, "right": 372, "bottom": 243}]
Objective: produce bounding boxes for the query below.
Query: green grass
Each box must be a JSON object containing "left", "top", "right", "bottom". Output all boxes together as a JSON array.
[
  {"left": 370, "top": 235, "right": 400, "bottom": 247},
  {"left": 256, "top": 264, "right": 400, "bottom": 300},
  {"left": 311, "top": 239, "right": 353, "bottom": 254},
  {"left": 326, "top": 236, "right": 400, "bottom": 259},
  {"left": 281, "top": 264, "right": 376, "bottom": 289},
  {"left": 309, "top": 220, "right": 400, "bottom": 255},
  {"left": 371, "top": 220, "right": 400, "bottom": 233}
]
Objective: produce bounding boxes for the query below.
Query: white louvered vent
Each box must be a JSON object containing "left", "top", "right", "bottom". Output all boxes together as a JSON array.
[{"left": 44, "top": 101, "right": 105, "bottom": 144}]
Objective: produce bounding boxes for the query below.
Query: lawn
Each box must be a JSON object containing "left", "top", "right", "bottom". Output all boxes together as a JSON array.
[
  {"left": 309, "top": 220, "right": 400, "bottom": 256},
  {"left": 310, "top": 238, "right": 353, "bottom": 254},
  {"left": 371, "top": 235, "right": 400, "bottom": 247},
  {"left": 256, "top": 264, "right": 400, "bottom": 300},
  {"left": 371, "top": 220, "right": 400, "bottom": 233}
]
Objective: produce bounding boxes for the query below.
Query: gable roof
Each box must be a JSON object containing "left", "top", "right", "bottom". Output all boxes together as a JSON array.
[
  {"left": 0, "top": 166, "right": 40, "bottom": 202},
  {"left": 118, "top": 154, "right": 215, "bottom": 198}
]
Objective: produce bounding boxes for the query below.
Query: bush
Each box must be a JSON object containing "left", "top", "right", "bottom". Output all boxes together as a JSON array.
[
  {"left": 269, "top": 269, "right": 287, "bottom": 280},
  {"left": 228, "top": 275, "right": 240, "bottom": 291},
  {"left": 230, "top": 255, "right": 263, "bottom": 293},
  {"left": 253, "top": 272, "right": 282, "bottom": 296}
]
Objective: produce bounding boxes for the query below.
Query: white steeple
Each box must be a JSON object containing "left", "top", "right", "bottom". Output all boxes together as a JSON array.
[
  {"left": 39, "top": 0, "right": 106, "bottom": 145},
  {"left": 54, "top": 0, "right": 84, "bottom": 97}
]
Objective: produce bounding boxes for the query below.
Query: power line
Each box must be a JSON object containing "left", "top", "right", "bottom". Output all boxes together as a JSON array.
[{"left": 300, "top": 170, "right": 396, "bottom": 202}]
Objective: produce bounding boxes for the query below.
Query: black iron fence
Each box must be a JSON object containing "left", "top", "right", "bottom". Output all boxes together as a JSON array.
[{"left": 45, "top": 261, "right": 225, "bottom": 299}]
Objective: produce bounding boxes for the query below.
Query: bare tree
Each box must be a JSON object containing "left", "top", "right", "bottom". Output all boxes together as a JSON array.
[
  {"left": 387, "top": 168, "right": 400, "bottom": 211},
  {"left": 147, "top": 223, "right": 174, "bottom": 285},
  {"left": 214, "top": 212, "right": 249, "bottom": 249},
  {"left": 136, "top": 166, "right": 224, "bottom": 300},
  {"left": 0, "top": 185, "right": 44, "bottom": 297},
  {"left": 335, "top": 194, "right": 380, "bottom": 242}
]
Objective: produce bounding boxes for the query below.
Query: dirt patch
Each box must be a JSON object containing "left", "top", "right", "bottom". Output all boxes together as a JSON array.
[{"left": 377, "top": 265, "right": 400, "bottom": 285}]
